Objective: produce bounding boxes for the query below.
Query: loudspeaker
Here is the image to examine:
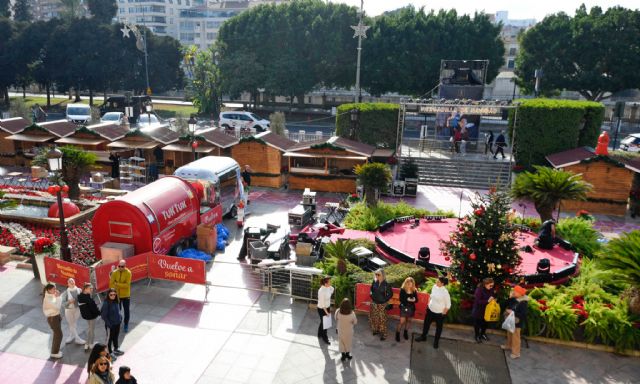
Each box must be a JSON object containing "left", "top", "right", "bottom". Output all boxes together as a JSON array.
[
  {"left": 418, "top": 247, "right": 431, "bottom": 262},
  {"left": 378, "top": 219, "right": 395, "bottom": 233},
  {"left": 558, "top": 239, "right": 573, "bottom": 250},
  {"left": 536, "top": 258, "right": 551, "bottom": 274}
]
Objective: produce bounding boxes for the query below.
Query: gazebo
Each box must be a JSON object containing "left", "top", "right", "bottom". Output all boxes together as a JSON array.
[
  {"left": 231, "top": 131, "right": 295, "bottom": 188},
  {"left": 284, "top": 136, "right": 375, "bottom": 193}
]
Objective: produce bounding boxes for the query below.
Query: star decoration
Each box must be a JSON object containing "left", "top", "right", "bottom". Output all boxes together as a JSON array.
[
  {"left": 351, "top": 22, "right": 370, "bottom": 39},
  {"left": 121, "top": 24, "right": 131, "bottom": 38}
]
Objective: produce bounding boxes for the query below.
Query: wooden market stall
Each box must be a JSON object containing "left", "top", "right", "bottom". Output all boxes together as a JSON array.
[
  {"left": 547, "top": 146, "right": 640, "bottom": 216},
  {"left": 56, "top": 126, "right": 108, "bottom": 151},
  {"left": 4, "top": 124, "right": 56, "bottom": 167},
  {"left": 231, "top": 131, "right": 295, "bottom": 188},
  {"left": 284, "top": 136, "right": 375, "bottom": 193},
  {"left": 0, "top": 117, "right": 31, "bottom": 165},
  {"left": 161, "top": 128, "right": 236, "bottom": 174}
]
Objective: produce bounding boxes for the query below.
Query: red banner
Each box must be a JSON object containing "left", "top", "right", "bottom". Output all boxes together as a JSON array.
[
  {"left": 44, "top": 257, "right": 91, "bottom": 287},
  {"left": 354, "top": 283, "right": 430, "bottom": 320},
  {"left": 148, "top": 253, "right": 206, "bottom": 285},
  {"left": 94, "top": 253, "right": 149, "bottom": 293}
]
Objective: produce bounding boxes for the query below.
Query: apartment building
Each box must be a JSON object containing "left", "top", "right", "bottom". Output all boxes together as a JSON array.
[{"left": 31, "top": 0, "right": 88, "bottom": 21}]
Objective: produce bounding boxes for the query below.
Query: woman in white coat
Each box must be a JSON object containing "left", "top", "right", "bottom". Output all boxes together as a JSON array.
[
  {"left": 62, "top": 278, "right": 85, "bottom": 345},
  {"left": 335, "top": 298, "right": 357, "bottom": 362}
]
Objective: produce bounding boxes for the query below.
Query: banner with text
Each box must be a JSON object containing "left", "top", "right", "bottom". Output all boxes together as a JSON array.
[
  {"left": 44, "top": 257, "right": 91, "bottom": 287},
  {"left": 354, "top": 283, "right": 430, "bottom": 319},
  {"left": 148, "top": 253, "right": 206, "bottom": 285},
  {"left": 94, "top": 253, "right": 150, "bottom": 293}
]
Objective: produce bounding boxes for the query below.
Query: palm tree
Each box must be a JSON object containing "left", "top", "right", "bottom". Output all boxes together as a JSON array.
[
  {"left": 511, "top": 166, "right": 592, "bottom": 222},
  {"left": 355, "top": 162, "right": 392, "bottom": 207},
  {"left": 598, "top": 231, "right": 640, "bottom": 315},
  {"left": 323, "top": 239, "right": 356, "bottom": 275}
]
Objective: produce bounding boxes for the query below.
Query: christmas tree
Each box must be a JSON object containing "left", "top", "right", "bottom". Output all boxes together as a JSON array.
[{"left": 440, "top": 191, "right": 521, "bottom": 294}]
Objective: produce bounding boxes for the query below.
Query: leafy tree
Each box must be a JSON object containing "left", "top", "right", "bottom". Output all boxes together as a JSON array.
[
  {"left": 599, "top": 231, "right": 640, "bottom": 315},
  {"left": 516, "top": 6, "right": 640, "bottom": 101},
  {"left": 12, "top": 0, "right": 31, "bottom": 22},
  {"left": 87, "top": 0, "right": 116, "bottom": 24},
  {"left": 60, "top": 0, "right": 85, "bottom": 20},
  {"left": 33, "top": 146, "right": 97, "bottom": 200},
  {"left": 190, "top": 46, "right": 222, "bottom": 116},
  {"left": 0, "top": 18, "right": 15, "bottom": 106},
  {"left": 0, "top": 0, "right": 9, "bottom": 18},
  {"left": 511, "top": 166, "right": 592, "bottom": 222},
  {"left": 441, "top": 191, "right": 521, "bottom": 295},
  {"left": 363, "top": 7, "right": 505, "bottom": 96},
  {"left": 354, "top": 162, "right": 392, "bottom": 207}
]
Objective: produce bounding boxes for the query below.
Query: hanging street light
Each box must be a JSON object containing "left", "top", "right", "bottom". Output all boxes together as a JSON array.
[
  {"left": 188, "top": 115, "right": 198, "bottom": 161},
  {"left": 351, "top": 0, "right": 369, "bottom": 103},
  {"left": 45, "top": 147, "right": 72, "bottom": 262}
]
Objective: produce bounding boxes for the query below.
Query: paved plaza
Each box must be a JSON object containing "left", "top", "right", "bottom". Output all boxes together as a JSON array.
[{"left": 0, "top": 186, "right": 639, "bottom": 383}]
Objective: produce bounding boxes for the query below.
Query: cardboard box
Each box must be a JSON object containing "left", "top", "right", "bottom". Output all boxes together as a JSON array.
[
  {"left": 197, "top": 224, "right": 217, "bottom": 255},
  {"left": 100, "top": 242, "right": 135, "bottom": 264},
  {"left": 295, "top": 242, "right": 312, "bottom": 257}
]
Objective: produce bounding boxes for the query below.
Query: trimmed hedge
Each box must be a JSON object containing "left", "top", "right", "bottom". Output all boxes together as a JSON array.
[
  {"left": 508, "top": 99, "right": 605, "bottom": 169},
  {"left": 336, "top": 102, "right": 399, "bottom": 148},
  {"left": 353, "top": 262, "right": 425, "bottom": 288}
]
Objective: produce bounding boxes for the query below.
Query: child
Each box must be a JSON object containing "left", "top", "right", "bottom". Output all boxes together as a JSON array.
[
  {"left": 501, "top": 285, "right": 529, "bottom": 359},
  {"left": 116, "top": 366, "right": 138, "bottom": 384}
]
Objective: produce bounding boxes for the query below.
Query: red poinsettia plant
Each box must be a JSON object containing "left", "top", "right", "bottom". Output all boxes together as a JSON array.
[
  {"left": 33, "top": 237, "right": 57, "bottom": 254},
  {"left": 576, "top": 210, "right": 594, "bottom": 221}
]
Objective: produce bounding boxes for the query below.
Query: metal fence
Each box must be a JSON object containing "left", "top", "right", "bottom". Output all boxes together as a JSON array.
[{"left": 219, "top": 129, "right": 332, "bottom": 143}]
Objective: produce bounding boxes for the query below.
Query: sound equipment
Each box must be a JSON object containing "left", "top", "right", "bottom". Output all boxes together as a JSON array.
[
  {"left": 418, "top": 247, "right": 431, "bottom": 263},
  {"left": 558, "top": 239, "right": 573, "bottom": 251},
  {"left": 378, "top": 219, "right": 395, "bottom": 233},
  {"left": 536, "top": 258, "right": 551, "bottom": 274}
]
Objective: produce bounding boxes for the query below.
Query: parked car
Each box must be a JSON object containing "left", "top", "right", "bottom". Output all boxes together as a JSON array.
[
  {"left": 619, "top": 134, "right": 640, "bottom": 152},
  {"left": 99, "top": 95, "right": 152, "bottom": 124},
  {"left": 137, "top": 113, "right": 167, "bottom": 131},
  {"left": 219, "top": 111, "right": 270, "bottom": 133},
  {"left": 66, "top": 104, "right": 92, "bottom": 124},
  {"left": 100, "top": 112, "right": 126, "bottom": 125}
]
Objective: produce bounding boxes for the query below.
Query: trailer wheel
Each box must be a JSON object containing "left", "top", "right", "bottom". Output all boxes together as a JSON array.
[{"left": 229, "top": 205, "right": 238, "bottom": 219}]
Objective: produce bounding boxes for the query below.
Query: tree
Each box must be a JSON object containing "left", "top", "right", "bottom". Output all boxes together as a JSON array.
[
  {"left": 363, "top": 7, "right": 504, "bottom": 95},
  {"left": 33, "top": 146, "right": 97, "bottom": 200},
  {"left": 516, "top": 6, "right": 640, "bottom": 101},
  {"left": 599, "top": 231, "right": 640, "bottom": 315},
  {"left": 441, "top": 191, "right": 521, "bottom": 295},
  {"left": 60, "top": 0, "right": 84, "bottom": 20},
  {"left": 268, "top": 111, "right": 286, "bottom": 135},
  {"left": 354, "top": 162, "right": 392, "bottom": 207},
  {"left": 0, "top": 18, "right": 15, "bottom": 106},
  {"left": 12, "top": 0, "right": 31, "bottom": 22},
  {"left": 0, "top": 0, "right": 9, "bottom": 18},
  {"left": 323, "top": 239, "right": 356, "bottom": 275},
  {"left": 511, "top": 166, "right": 592, "bottom": 222},
  {"left": 87, "top": 0, "right": 116, "bottom": 24},
  {"left": 190, "top": 45, "right": 222, "bottom": 116}
]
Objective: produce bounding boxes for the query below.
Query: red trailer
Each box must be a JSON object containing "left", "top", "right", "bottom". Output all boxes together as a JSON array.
[{"left": 92, "top": 176, "right": 201, "bottom": 259}]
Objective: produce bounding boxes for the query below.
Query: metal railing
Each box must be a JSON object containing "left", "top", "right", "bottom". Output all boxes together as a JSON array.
[
  {"left": 219, "top": 129, "right": 332, "bottom": 143},
  {"left": 399, "top": 138, "right": 512, "bottom": 158}
]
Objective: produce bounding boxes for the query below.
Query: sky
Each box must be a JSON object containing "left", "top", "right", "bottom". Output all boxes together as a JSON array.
[{"left": 329, "top": 0, "right": 640, "bottom": 21}]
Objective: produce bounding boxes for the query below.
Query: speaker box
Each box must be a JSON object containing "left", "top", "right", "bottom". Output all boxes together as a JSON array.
[
  {"left": 378, "top": 219, "right": 395, "bottom": 233},
  {"left": 537, "top": 258, "right": 551, "bottom": 274},
  {"left": 418, "top": 247, "right": 431, "bottom": 262}
]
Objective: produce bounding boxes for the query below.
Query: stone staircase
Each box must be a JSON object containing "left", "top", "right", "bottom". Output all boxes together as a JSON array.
[{"left": 400, "top": 157, "right": 512, "bottom": 190}]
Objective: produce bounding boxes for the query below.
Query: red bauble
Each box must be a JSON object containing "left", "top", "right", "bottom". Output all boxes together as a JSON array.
[
  {"left": 469, "top": 253, "right": 477, "bottom": 261},
  {"left": 445, "top": 256, "right": 451, "bottom": 261},
  {"left": 48, "top": 199, "right": 80, "bottom": 218},
  {"left": 62, "top": 185, "right": 69, "bottom": 193},
  {"left": 47, "top": 186, "right": 55, "bottom": 194},
  {"left": 192, "top": 141, "right": 199, "bottom": 149},
  {"left": 474, "top": 207, "right": 485, "bottom": 216}
]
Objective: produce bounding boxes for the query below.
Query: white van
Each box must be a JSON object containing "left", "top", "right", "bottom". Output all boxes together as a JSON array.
[
  {"left": 174, "top": 156, "right": 244, "bottom": 218},
  {"left": 66, "top": 104, "right": 92, "bottom": 124},
  {"left": 219, "top": 111, "right": 270, "bottom": 133}
]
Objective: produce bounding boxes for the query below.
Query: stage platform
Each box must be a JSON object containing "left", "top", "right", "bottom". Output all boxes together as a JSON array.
[{"left": 331, "top": 219, "right": 579, "bottom": 285}]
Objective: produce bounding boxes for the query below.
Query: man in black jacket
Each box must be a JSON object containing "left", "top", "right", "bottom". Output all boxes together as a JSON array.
[{"left": 494, "top": 131, "right": 507, "bottom": 159}]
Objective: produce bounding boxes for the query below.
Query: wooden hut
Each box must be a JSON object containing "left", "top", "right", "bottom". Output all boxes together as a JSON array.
[
  {"left": 547, "top": 147, "right": 640, "bottom": 216},
  {"left": 4, "top": 124, "right": 56, "bottom": 167},
  {"left": 284, "top": 136, "right": 375, "bottom": 193},
  {"left": 231, "top": 131, "right": 295, "bottom": 188},
  {"left": 161, "top": 128, "right": 237, "bottom": 174},
  {"left": 0, "top": 117, "right": 30, "bottom": 165},
  {"left": 56, "top": 125, "right": 108, "bottom": 151}
]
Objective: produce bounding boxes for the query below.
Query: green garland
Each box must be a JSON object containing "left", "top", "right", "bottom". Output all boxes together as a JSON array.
[
  {"left": 74, "top": 126, "right": 102, "bottom": 137},
  {"left": 310, "top": 142, "right": 345, "bottom": 151},
  {"left": 124, "top": 129, "right": 151, "bottom": 139},
  {"left": 579, "top": 155, "right": 626, "bottom": 168},
  {"left": 23, "top": 123, "right": 49, "bottom": 134},
  {"left": 179, "top": 134, "right": 206, "bottom": 142},
  {"left": 239, "top": 136, "right": 267, "bottom": 145}
]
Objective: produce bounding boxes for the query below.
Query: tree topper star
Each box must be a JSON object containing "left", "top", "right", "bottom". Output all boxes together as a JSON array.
[
  {"left": 121, "top": 24, "right": 131, "bottom": 38},
  {"left": 351, "top": 22, "right": 370, "bottom": 39}
]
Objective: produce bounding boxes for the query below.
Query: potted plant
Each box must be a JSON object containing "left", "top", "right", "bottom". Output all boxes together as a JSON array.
[{"left": 31, "top": 237, "right": 59, "bottom": 285}]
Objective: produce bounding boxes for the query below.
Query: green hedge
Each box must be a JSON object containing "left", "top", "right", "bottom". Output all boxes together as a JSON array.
[
  {"left": 508, "top": 99, "right": 605, "bottom": 169},
  {"left": 353, "top": 262, "right": 425, "bottom": 288},
  {"left": 344, "top": 201, "right": 456, "bottom": 231},
  {"left": 336, "top": 102, "right": 399, "bottom": 148}
]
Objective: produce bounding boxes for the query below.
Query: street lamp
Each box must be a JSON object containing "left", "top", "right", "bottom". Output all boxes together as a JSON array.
[
  {"left": 46, "top": 147, "right": 71, "bottom": 262},
  {"left": 349, "top": 108, "right": 359, "bottom": 140},
  {"left": 188, "top": 115, "right": 198, "bottom": 161}
]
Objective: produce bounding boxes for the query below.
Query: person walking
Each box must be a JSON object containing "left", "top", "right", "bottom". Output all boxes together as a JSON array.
[
  {"left": 78, "top": 282, "right": 101, "bottom": 351},
  {"left": 485, "top": 131, "right": 495, "bottom": 155},
  {"left": 115, "top": 366, "right": 138, "bottom": 384},
  {"left": 502, "top": 285, "right": 529, "bottom": 359},
  {"left": 43, "top": 283, "right": 64, "bottom": 359},
  {"left": 396, "top": 277, "right": 418, "bottom": 342},
  {"left": 415, "top": 277, "right": 451, "bottom": 349},
  {"left": 101, "top": 288, "right": 124, "bottom": 356},
  {"left": 109, "top": 259, "right": 132, "bottom": 333},
  {"left": 369, "top": 269, "right": 393, "bottom": 341},
  {"left": 241, "top": 165, "right": 252, "bottom": 204},
  {"left": 316, "top": 277, "right": 334, "bottom": 345},
  {"left": 88, "top": 356, "right": 115, "bottom": 384},
  {"left": 335, "top": 298, "right": 357, "bottom": 362},
  {"left": 459, "top": 119, "right": 469, "bottom": 156},
  {"left": 62, "top": 278, "right": 85, "bottom": 345},
  {"left": 472, "top": 278, "right": 495, "bottom": 343},
  {"left": 494, "top": 131, "right": 507, "bottom": 159}
]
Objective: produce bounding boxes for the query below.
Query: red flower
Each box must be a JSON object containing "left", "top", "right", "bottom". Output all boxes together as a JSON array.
[
  {"left": 604, "top": 303, "right": 613, "bottom": 309},
  {"left": 539, "top": 305, "right": 548, "bottom": 312},
  {"left": 474, "top": 208, "right": 484, "bottom": 216},
  {"left": 460, "top": 299, "right": 473, "bottom": 310},
  {"left": 537, "top": 299, "right": 547, "bottom": 305},
  {"left": 572, "top": 295, "right": 585, "bottom": 304}
]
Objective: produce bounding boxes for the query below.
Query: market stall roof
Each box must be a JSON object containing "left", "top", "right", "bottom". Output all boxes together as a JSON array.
[
  {"left": 283, "top": 152, "right": 367, "bottom": 160},
  {"left": 88, "top": 123, "right": 130, "bottom": 141},
  {"left": 142, "top": 126, "right": 180, "bottom": 145},
  {"left": 162, "top": 143, "right": 217, "bottom": 153},
  {"left": 5, "top": 133, "right": 55, "bottom": 142},
  {"left": 55, "top": 137, "right": 105, "bottom": 146},
  {"left": 372, "top": 148, "right": 395, "bottom": 158},
  {"left": 0, "top": 117, "right": 31, "bottom": 134},
  {"left": 39, "top": 120, "right": 76, "bottom": 137},
  {"left": 254, "top": 131, "right": 296, "bottom": 151},
  {"left": 546, "top": 146, "right": 640, "bottom": 173},
  {"left": 199, "top": 128, "right": 238, "bottom": 148},
  {"left": 107, "top": 140, "right": 158, "bottom": 149},
  {"left": 287, "top": 136, "right": 375, "bottom": 157}
]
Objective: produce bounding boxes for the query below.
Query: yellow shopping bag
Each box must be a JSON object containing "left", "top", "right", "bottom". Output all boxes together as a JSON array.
[{"left": 484, "top": 300, "right": 501, "bottom": 322}]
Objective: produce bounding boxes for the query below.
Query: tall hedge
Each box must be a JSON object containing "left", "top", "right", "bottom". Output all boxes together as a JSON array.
[
  {"left": 336, "top": 102, "right": 399, "bottom": 148},
  {"left": 508, "top": 99, "right": 605, "bottom": 169}
]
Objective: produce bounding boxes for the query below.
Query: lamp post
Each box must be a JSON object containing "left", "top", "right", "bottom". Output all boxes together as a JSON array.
[
  {"left": 146, "top": 104, "right": 152, "bottom": 128},
  {"left": 351, "top": 0, "right": 369, "bottom": 103},
  {"left": 46, "top": 147, "right": 71, "bottom": 262},
  {"left": 349, "top": 108, "right": 359, "bottom": 140},
  {"left": 188, "top": 115, "right": 198, "bottom": 161}
]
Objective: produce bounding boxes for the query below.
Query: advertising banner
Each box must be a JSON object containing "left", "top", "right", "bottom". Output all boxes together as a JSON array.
[
  {"left": 94, "top": 252, "right": 149, "bottom": 293},
  {"left": 43, "top": 257, "right": 91, "bottom": 287},
  {"left": 354, "top": 283, "right": 430, "bottom": 320},
  {"left": 148, "top": 253, "right": 206, "bottom": 285}
]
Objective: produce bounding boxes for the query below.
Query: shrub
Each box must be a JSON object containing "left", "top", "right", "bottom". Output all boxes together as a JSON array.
[
  {"left": 512, "top": 216, "right": 541, "bottom": 231},
  {"left": 382, "top": 263, "right": 425, "bottom": 288},
  {"left": 344, "top": 201, "right": 455, "bottom": 231},
  {"left": 555, "top": 217, "right": 602, "bottom": 258},
  {"left": 336, "top": 102, "right": 399, "bottom": 148},
  {"left": 508, "top": 99, "right": 605, "bottom": 169},
  {"left": 269, "top": 111, "right": 286, "bottom": 135},
  {"left": 332, "top": 274, "right": 355, "bottom": 306},
  {"left": 543, "top": 294, "right": 578, "bottom": 340}
]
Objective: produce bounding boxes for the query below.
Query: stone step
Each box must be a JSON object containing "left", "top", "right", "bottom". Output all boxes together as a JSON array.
[{"left": 401, "top": 156, "right": 512, "bottom": 189}]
